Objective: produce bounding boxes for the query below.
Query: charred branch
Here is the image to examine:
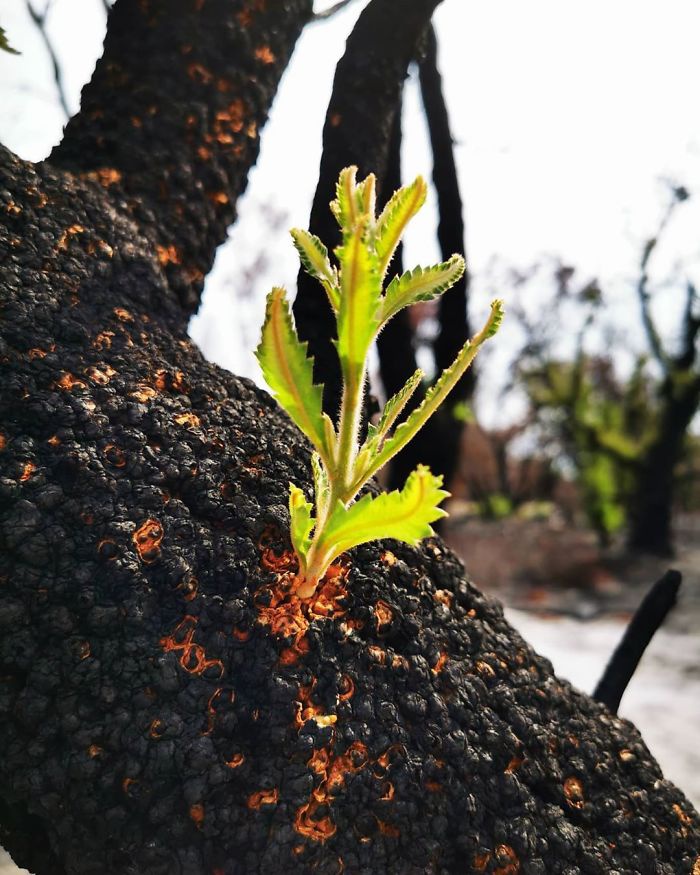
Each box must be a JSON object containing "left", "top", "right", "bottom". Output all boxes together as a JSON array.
[
  {"left": 293, "top": 0, "right": 442, "bottom": 418},
  {"left": 593, "top": 570, "right": 682, "bottom": 713},
  {"left": 49, "top": 0, "right": 313, "bottom": 317},
  {"left": 25, "top": 0, "right": 71, "bottom": 119}
]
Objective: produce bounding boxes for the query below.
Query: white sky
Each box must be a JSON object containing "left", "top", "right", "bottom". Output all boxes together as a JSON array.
[{"left": 1, "top": 0, "right": 699, "bottom": 425}]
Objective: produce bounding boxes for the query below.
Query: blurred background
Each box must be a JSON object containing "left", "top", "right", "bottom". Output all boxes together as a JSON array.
[{"left": 1, "top": 5, "right": 698, "bottom": 868}]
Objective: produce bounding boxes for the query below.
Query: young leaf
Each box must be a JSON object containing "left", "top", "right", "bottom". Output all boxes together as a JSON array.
[
  {"left": 0, "top": 26, "right": 20, "bottom": 55},
  {"left": 315, "top": 465, "right": 448, "bottom": 560},
  {"left": 356, "top": 300, "right": 505, "bottom": 486},
  {"left": 380, "top": 255, "right": 465, "bottom": 325},
  {"left": 255, "top": 287, "right": 329, "bottom": 460},
  {"left": 289, "top": 484, "right": 314, "bottom": 569},
  {"left": 290, "top": 228, "right": 339, "bottom": 311},
  {"left": 374, "top": 175, "right": 427, "bottom": 276},
  {"left": 354, "top": 173, "right": 376, "bottom": 220},
  {"left": 330, "top": 165, "right": 359, "bottom": 232},
  {"left": 335, "top": 220, "right": 381, "bottom": 388},
  {"left": 310, "top": 451, "right": 331, "bottom": 520},
  {"left": 371, "top": 368, "right": 423, "bottom": 444}
]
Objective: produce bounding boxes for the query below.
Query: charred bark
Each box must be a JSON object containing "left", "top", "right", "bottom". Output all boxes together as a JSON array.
[
  {"left": 293, "top": 0, "right": 443, "bottom": 419},
  {"left": 627, "top": 370, "right": 700, "bottom": 555},
  {"left": 376, "top": 25, "right": 472, "bottom": 501},
  {"left": 1, "top": 3, "right": 699, "bottom": 874},
  {"left": 594, "top": 570, "right": 681, "bottom": 713}
]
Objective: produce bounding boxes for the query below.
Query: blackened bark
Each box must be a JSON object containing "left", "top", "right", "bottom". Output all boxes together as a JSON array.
[
  {"left": 293, "top": 0, "right": 442, "bottom": 419},
  {"left": 375, "top": 106, "right": 418, "bottom": 402},
  {"left": 594, "top": 570, "right": 681, "bottom": 713},
  {"left": 627, "top": 372, "right": 700, "bottom": 555},
  {"left": 378, "top": 25, "right": 471, "bottom": 499},
  {"left": 420, "top": 24, "right": 471, "bottom": 388},
  {"left": 50, "top": 0, "right": 312, "bottom": 318},
  {"left": 1, "top": 4, "right": 699, "bottom": 873}
]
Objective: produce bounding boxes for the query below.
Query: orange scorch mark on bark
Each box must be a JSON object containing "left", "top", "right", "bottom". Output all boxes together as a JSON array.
[
  {"left": 133, "top": 519, "right": 163, "bottom": 563},
  {"left": 174, "top": 412, "right": 201, "bottom": 428},
  {"left": 19, "top": 462, "right": 35, "bottom": 482},
  {"left": 93, "top": 331, "right": 114, "bottom": 350},
  {"left": 160, "top": 615, "right": 224, "bottom": 679},
  {"left": 55, "top": 224, "right": 85, "bottom": 251},
  {"left": 156, "top": 244, "right": 180, "bottom": 266},
  {"left": 563, "top": 776, "right": 585, "bottom": 810},
  {"left": 254, "top": 46, "right": 276, "bottom": 64},
  {"left": 374, "top": 600, "right": 393, "bottom": 632},
  {"left": 113, "top": 307, "right": 133, "bottom": 322},
  {"left": 493, "top": 844, "right": 520, "bottom": 875},
  {"left": 432, "top": 651, "right": 448, "bottom": 674},
  {"left": 85, "top": 365, "right": 117, "bottom": 385},
  {"left": 247, "top": 788, "right": 279, "bottom": 809},
  {"left": 294, "top": 741, "right": 368, "bottom": 843},
  {"left": 189, "top": 804, "right": 205, "bottom": 828},
  {"left": 56, "top": 372, "right": 87, "bottom": 391}
]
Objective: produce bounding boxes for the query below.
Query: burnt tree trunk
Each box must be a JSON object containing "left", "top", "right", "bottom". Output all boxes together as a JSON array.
[
  {"left": 627, "top": 371, "right": 700, "bottom": 555},
  {"left": 1, "top": 3, "right": 699, "bottom": 874}
]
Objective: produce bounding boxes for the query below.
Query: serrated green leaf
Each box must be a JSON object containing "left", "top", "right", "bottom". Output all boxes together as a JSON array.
[
  {"left": 289, "top": 483, "right": 314, "bottom": 568},
  {"left": 316, "top": 465, "right": 448, "bottom": 560},
  {"left": 380, "top": 255, "right": 465, "bottom": 325},
  {"left": 335, "top": 220, "right": 382, "bottom": 389},
  {"left": 0, "top": 26, "right": 20, "bottom": 54},
  {"left": 355, "top": 300, "right": 505, "bottom": 487},
  {"left": 372, "top": 368, "right": 423, "bottom": 443},
  {"left": 311, "top": 451, "right": 331, "bottom": 520},
  {"left": 330, "top": 165, "right": 359, "bottom": 232},
  {"left": 354, "top": 173, "right": 376, "bottom": 221},
  {"left": 290, "top": 228, "right": 339, "bottom": 311},
  {"left": 255, "top": 287, "right": 329, "bottom": 460},
  {"left": 374, "top": 176, "right": 427, "bottom": 276}
]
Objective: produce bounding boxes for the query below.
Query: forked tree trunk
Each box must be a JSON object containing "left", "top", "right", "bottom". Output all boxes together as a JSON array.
[{"left": 0, "top": 2, "right": 699, "bottom": 874}]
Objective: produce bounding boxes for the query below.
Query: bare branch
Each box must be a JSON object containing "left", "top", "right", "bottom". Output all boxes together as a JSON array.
[
  {"left": 635, "top": 191, "right": 685, "bottom": 374},
  {"left": 312, "top": 0, "right": 358, "bottom": 21},
  {"left": 25, "top": 0, "right": 71, "bottom": 119},
  {"left": 594, "top": 570, "right": 682, "bottom": 713}
]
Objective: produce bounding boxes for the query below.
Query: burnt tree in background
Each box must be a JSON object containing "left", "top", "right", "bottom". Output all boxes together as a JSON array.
[{"left": 1, "top": 2, "right": 699, "bottom": 873}]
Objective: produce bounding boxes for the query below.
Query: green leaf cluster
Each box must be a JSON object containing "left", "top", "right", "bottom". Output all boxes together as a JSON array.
[
  {"left": 0, "top": 26, "right": 20, "bottom": 55},
  {"left": 256, "top": 166, "right": 504, "bottom": 597}
]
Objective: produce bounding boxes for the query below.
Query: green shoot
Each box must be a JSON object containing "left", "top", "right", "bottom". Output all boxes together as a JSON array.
[{"left": 256, "top": 166, "right": 504, "bottom": 598}]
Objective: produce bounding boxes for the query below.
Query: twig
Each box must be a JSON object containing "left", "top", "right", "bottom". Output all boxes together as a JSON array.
[
  {"left": 312, "top": 0, "right": 358, "bottom": 21},
  {"left": 593, "top": 569, "right": 682, "bottom": 713},
  {"left": 635, "top": 189, "right": 686, "bottom": 375},
  {"left": 25, "top": 0, "right": 70, "bottom": 119}
]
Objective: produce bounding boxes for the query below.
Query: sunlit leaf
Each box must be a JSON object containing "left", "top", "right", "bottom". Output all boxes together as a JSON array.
[
  {"left": 380, "top": 255, "right": 465, "bottom": 325},
  {"left": 290, "top": 228, "right": 339, "bottom": 311},
  {"left": 0, "top": 26, "right": 20, "bottom": 54},
  {"left": 335, "top": 220, "right": 381, "bottom": 389},
  {"left": 255, "top": 287, "right": 329, "bottom": 460},
  {"left": 289, "top": 483, "right": 314, "bottom": 568},
  {"left": 362, "top": 300, "right": 505, "bottom": 482},
  {"left": 315, "top": 465, "right": 448, "bottom": 560},
  {"left": 371, "top": 368, "right": 423, "bottom": 444},
  {"left": 374, "top": 175, "right": 427, "bottom": 276},
  {"left": 330, "top": 165, "right": 359, "bottom": 231}
]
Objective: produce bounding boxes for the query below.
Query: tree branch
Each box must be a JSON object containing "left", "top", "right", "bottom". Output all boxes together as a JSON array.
[
  {"left": 293, "top": 0, "right": 443, "bottom": 419},
  {"left": 593, "top": 570, "right": 682, "bottom": 713},
  {"left": 311, "top": 0, "right": 358, "bottom": 21},
  {"left": 25, "top": 0, "right": 71, "bottom": 119},
  {"left": 49, "top": 0, "right": 313, "bottom": 315},
  {"left": 419, "top": 24, "right": 471, "bottom": 394}
]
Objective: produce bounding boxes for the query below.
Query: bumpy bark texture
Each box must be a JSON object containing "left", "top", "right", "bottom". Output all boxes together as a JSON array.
[{"left": 1, "top": 4, "right": 700, "bottom": 875}]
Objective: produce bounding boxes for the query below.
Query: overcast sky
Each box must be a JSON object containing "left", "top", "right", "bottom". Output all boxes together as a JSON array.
[{"left": 2, "top": 0, "right": 699, "bottom": 424}]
